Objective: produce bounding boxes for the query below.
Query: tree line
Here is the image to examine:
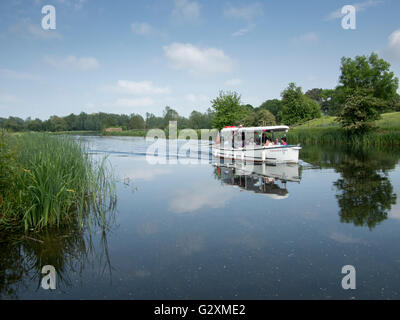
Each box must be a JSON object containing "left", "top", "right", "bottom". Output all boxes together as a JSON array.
[
  {"left": 0, "top": 107, "right": 215, "bottom": 132},
  {"left": 1, "top": 52, "right": 399, "bottom": 133}
]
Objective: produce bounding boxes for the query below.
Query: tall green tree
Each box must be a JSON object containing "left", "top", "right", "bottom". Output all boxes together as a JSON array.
[
  {"left": 280, "top": 83, "right": 321, "bottom": 125},
  {"left": 339, "top": 52, "right": 399, "bottom": 101},
  {"left": 211, "top": 91, "right": 242, "bottom": 130},
  {"left": 337, "top": 53, "right": 399, "bottom": 131}
]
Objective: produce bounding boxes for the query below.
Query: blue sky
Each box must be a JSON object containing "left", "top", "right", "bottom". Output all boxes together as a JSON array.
[{"left": 1, "top": 0, "right": 400, "bottom": 119}]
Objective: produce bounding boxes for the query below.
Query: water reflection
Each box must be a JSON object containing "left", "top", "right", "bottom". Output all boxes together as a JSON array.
[
  {"left": 301, "top": 145, "right": 399, "bottom": 229},
  {"left": 213, "top": 161, "right": 301, "bottom": 199},
  {"left": 0, "top": 221, "right": 114, "bottom": 299}
]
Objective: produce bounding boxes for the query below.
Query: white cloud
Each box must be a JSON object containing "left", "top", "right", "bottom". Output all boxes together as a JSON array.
[
  {"left": 382, "top": 29, "right": 400, "bottom": 62},
  {"left": 131, "top": 22, "right": 156, "bottom": 35},
  {"left": 326, "top": 0, "right": 383, "bottom": 20},
  {"left": 44, "top": 55, "right": 100, "bottom": 70},
  {"left": 232, "top": 24, "right": 255, "bottom": 37},
  {"left": 115, "top": 80, "right": 170, "bottom": 95},
  {"left": 114, "top": 98, "right": 154, "bottom": 108},
  {"left": 10, "top": 20, "right": 62, "bottom": 40},
  {"left": 224, "top": 2, "right": 263, "bottom": 20},
  {"left": 164, "top": 42, "right": 234, "bottom": 75},
  {"left": 184, "top": 93, "right": 209, "bottom": 104},
  {"left": 292, "top": 32, "right": 319, "bottom": 44},
  {"left": 172, "top": 0, "right": 200, "bottom": 22},
  {"left": 225, "top": 78, "right": 242, "bottom": 87},
  {"left": 0, "top": 69, "right": 37, "bottom": 80}
]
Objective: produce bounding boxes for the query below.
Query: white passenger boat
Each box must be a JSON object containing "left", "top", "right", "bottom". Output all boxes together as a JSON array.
[{"left": 212, "top": 125, "right": 301, "bottom": 163}]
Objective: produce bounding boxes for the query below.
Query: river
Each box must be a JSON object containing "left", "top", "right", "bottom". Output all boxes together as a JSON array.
[{"left": 1, "top": 136, "right": 400, "bottom": 299}]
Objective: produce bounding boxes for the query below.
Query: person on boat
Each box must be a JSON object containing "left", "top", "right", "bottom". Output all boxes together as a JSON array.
[
  {"left": 274, "top": 138, "right": 280, "bottom": 145},
  {"left": 216, "top": 134, "right": 220, "bottom": 145},
  {"left": 265, "top": 138, "right": 274, "bottom": 147},
  {"left": 261, "top": 132, "right": 267, "bottom": 145},
  {"left": 281, "top": 137, "right": 287, "bottom": 146}
]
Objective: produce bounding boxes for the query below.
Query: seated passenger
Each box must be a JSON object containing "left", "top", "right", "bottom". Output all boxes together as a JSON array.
[
  {"left": 281, "top": 137, "right": 287, "bottom": 146},
  {"left": 265, "top": 138, "right": 273, "bottom": 147},
  {"left": 274, "top": 138, "right": 280, "bottom": 146}
]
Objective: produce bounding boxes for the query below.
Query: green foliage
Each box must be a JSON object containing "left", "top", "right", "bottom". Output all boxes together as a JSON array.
[
  {"left": 336, "top": 53, "right": 399, "bottom": 130},
  {"left": 338, "top": 89, "right": 386, "bottom": 132},
  {"left": 1, "top": 117, "right": 24, "bottom": 132},
  {"left": 128, "top": 114, "right": 145, "bottom": 129},
  {"left": 339, "top": 52, "right": 399, "bottom": 101},
  {"left": 280, "top": 83, "right": 321, "bottom": 125},
  {"left": 0, "top": 133, "right": 116, "bottom": 231},
  {"left": 211, "top": 90, "right": 242, "bottom": 129},
  {"left": 255, "top": 109, "right": 276, "bottom": 126},
  {"left": 145, "top": 112, "right": 164, "bottom": 129},
  {"left": 0, "top": 131, "right": 21, "bottom": 202},
  {"left": 257, "top": 99, "right": 282, "bottom": 122},
  {"left": 288, "top": 126, "right": 400, "bottom": 147},
  {"left": 305, "top": 88, "right": 323, "bottom": 104},
  {"left": 188, "top": 109, "right": 214, "bottom": 129}
]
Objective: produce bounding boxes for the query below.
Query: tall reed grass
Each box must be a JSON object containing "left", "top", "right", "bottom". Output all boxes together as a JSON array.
[
  {"left": 0, "top": 133, "right": 116, "bottom": 232},
  {"left": 287, "top": 128, "right": 400, "bottom": 147}
]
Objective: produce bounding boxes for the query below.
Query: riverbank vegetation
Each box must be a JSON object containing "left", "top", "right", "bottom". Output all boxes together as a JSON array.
[
  {"left": 0, "top": 131, "right": 116, "bottom": 233},
  {"left": 286, "top": 112, "right": 400, "bottom": 147}
]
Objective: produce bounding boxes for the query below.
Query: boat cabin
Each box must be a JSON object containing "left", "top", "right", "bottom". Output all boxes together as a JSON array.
[{"left": 218, "top": 125, "right": 289, "bottom": 149}]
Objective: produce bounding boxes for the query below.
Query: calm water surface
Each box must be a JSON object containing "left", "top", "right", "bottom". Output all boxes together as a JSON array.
[{"left": 1, "top": 136, "right": 400, "bottom": 299}]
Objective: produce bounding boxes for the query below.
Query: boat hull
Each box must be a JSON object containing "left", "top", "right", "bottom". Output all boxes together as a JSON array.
[{"left": 212, "top": 145, "right": 301, "bottom": 163}]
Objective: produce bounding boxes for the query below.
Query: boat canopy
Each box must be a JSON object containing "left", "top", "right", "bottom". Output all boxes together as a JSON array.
[{"left": 221, "top": 125, "right": 289, "bottom": 133}]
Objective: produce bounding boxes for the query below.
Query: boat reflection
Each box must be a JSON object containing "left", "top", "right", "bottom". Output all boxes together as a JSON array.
[{"left": 213, "top": 160, "right": 301, "bottom": 199}]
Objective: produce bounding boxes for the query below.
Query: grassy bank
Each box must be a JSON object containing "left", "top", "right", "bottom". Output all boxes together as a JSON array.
[
  {"left": 49, "top": 130, "right": 100, "bottom": 136},
  {"left": 0, "top": 132, "right": 116, "bottom": 232},
  {"left": 101, "top": 128, "right": 218, "bottom": 140},
  {"left": 101, "top": 129, "right": 147, "bottom": 137},
  {"left": 288, "top": 112, "right": 400, "bottom": 147}
]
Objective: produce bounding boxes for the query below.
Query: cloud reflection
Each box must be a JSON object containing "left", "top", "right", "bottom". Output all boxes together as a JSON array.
[{"left": 169, "top": 184, "right": 236, "bottom": 214}]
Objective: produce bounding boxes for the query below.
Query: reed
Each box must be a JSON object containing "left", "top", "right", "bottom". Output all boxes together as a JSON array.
[
  {"left": 0, "top": 133, "right": 116, "bottom": 232},
  {"left": 287, "top": 127, "right": 400, "bottom": 147}
]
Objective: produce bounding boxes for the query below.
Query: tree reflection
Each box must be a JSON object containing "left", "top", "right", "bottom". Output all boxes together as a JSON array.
[
  {"left": 333, "top": 150, "right": 397, "bottom": 229},
  {"left": 302, "top": 145, "right": 399, "bottom": 230}
]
